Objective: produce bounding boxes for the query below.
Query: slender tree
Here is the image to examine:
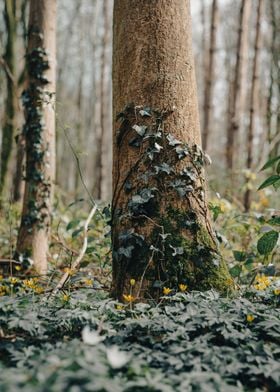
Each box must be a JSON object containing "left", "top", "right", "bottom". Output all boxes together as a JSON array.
[
  {"left": 202, "top": 0, "right": 218, "bottom": 151},
  {"left": 244, "top": 0, "right": 263, "bottom": 211},
  {"left": 112, "top": 0, "right": 232, "bottom": 301},
  {"left": 16, "top": 0, "right": 56, "bottom": 274},
  {"left": 96, "top": 0, "right": 110, "bottom": 201},
  {"left": 0, "top": 0, "right": 17, "bottom": 200},
  {"left": 226, "top": 0, "right": 251, "bottom": 172}
]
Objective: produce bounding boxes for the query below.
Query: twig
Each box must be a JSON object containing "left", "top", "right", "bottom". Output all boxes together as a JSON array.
[{"left": 50, "top": 205, "right": 97, "bottom": 296}]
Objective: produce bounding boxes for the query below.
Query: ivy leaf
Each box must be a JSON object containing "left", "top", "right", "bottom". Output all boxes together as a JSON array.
[
  {"left": 139, "top": 109, "right": 151, "bottom": 117},
  {"left": 169, "top": 245, "right": 184, "bottom": 256},
  {"left": 167, "top": 134, "right": 182, "bottom": 146},
  {"left": 175, "top": 145, "right": 189, "bottom": 159},
  {"left": 233, "top": 250, "right": 246, "bottom": 262},
  {"left": 118, "top": 245, "right": 134, "bottom": 258},
  {"left": 230, "top": 265, "right": 242, "bottom": 278},
  {"left": 155, "top": 163, "right": 173, "bottom": 174},
  {"left": 257, "top": 230, "right": 279, "bottom": 255},
  {"left": 258, "top": 175, "right": 280, "bottom": 190},
  {"left": 132, "top": 124, "right": 147, "bottom": 137}
]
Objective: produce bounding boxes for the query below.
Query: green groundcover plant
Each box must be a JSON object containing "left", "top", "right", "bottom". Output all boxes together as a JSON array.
[{"left": 0, "top": 288, "right": 279, "bottom": 392}]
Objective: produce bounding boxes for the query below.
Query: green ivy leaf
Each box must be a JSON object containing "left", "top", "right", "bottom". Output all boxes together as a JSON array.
[
  {"left": 229, "top": 265, "right": 242, "bottom": 277},
  {"left": 257, "top": 230, "right": 279, "bottom": 255},
  {"left": 233, "top": 250, "right": 246, "bottom": 262}
]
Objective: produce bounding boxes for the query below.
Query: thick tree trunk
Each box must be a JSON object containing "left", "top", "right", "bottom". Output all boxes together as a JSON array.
[
  {"left": 16, "top": 0, "right": 56, "bottom": 274},
  {"left": 244, "top": 0, "right": 263, "bottom": 212},
  {"left": 0, "top": 0, "right": 16, "bottom": 200},
  {"left": 112, "top": 0, "right": 232, "bottom": 301},
  {"left": 202, "top": 0, "right": 218, "bottom": 151},
  {"left": 226, "top": 0, "right": 251, "bottom": 172}
]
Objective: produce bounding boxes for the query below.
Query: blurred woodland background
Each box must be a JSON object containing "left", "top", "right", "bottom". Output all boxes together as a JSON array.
[{"left": 0, "top": 0, "right": 279, "bottom": 208}]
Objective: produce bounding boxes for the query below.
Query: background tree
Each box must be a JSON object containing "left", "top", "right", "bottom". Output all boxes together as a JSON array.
[
  {"left": 244, "top": 0, "right": 263, "bottom": 211},
  {"left": 0, "top": 0, "right": 16, "bottom": 200},
  {"left": 16, "top": 0, "right": 56, "bottom": 274},
  {"left": 202, "top": 0, "right": 218, "bottom": 151},
  {"left": 111, "top": 0, "right": 232, "bottom": 300},
  {"left": 226, "top": 0, "right": 251, "bottom": 173}
]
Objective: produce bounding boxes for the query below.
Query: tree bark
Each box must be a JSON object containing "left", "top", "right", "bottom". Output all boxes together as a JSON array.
[
  {"left": 226, "top": 0, "right": 251, "bottom": 172},
  {"left": 0, "top": 0, "right": 17, "bottom": 200},
  {"left": 16, "top": 0, "right": 56, "bottom": 274},
  {"left": 244, "top": 0, "right": 263, "bottom": 211},
  {"left": 202, "top": 0, "right": 218, "bottom": 151},
  {"left": 112, "top": 0, "right": 232, "bottom": 301}
]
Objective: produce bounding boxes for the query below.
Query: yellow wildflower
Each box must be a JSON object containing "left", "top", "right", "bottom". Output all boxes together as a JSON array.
[
  {"left": 9, "top": 277, "right": 18, "bottom": 285},
  {"left": 15, "top": 265, "right": 22, "bottom": 271},
  {"left": 163, "top": 287, "right": 172, "bottom": 295},
  {"left": 254, "top": 275, "right": 271, "bottom": 290},
  {"left": 130, "top": 278, "right": 136, "bottom": 286},
  {"left": 84, "top": 278, "right": 93, "bottom": 286},
  {"left": 273, "top": 288, "right": 280, "bottom": 296},
  {"left": 23, "top": 279, "right": 37, "bottom": 289},
  {"left": 62, "top": 294, "right": 70, "bottom": 302},
  {"left": 123, "top": 294, "right": 135, "bottom": 303},
  {"left": 246, "top": 314, "right": 254, "bottom": 323},
  {"left": 179, "top": 284, "right": 187, "bottom": 292},
  {"left": 64, "top": 267, "right": 75, "bottom": 276},
  {"left": 34, "top": 286, "right": 44, "bottom": 294},
  {"left": 116, "top": 305, "right": 124, "bottom": 310}
]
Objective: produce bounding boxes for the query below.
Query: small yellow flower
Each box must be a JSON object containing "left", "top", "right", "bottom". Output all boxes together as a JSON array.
[
  {"left": 15, "top": 265, "right": 22, "bottom": 271},
  {"left": 163, "top": 287, "right": 172, "bottom": 295},
  {"left": 84, "top": 278, "right": 93, "bottom": 286},
  {"left": 179, "top": 284, "right": 187, "bottom": 292},
  {"left": 9, "top": 277, "right": 18, "bottom": 285},
  {"left": 23, "top": 279, "right": 37, "bottom": 289},
  {"left": 123, "top": 294, "right": 135, "bottom": 303},
  {"left": 273, "top": 288, "right": 280, "bottom": 296},
  {"left": 62, "top": 294, "right": 70, "bottom": 302},
  {"left": 130, "top": 278, "right": 136, "bottom": 286},
  {"left": 116, "top": 305, "right": 124, "bottom": 310},
  {"left": 64, "top": 267, "right": 75, "bottom": 276},
  {"left": 34, "top": 286, "right": 44, "bottom": 294},
  {"left": 247, "top": 314, "right": 254, "bottom": 323}
]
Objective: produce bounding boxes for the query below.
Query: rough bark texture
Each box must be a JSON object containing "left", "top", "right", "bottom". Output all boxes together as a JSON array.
[
  {"left": 16, "top": 0, "right": 56, "bottom": 274},
  {"left": 0, "top": 0, "right": 17, "bottom": 200},
  {"left": 112, "top": 0, "right": 233, "bottom": 301},
  {"left": 244, "top": 0, "right": 263, "bottom": 211},
  {"left": 202, "top": 0, "right": 218, "bottom": 151},
  {"left": 226, "top": 0, "right": 251, "bottom": 172}
]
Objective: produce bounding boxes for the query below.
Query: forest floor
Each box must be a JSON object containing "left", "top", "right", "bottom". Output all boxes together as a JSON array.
[{"left": 0, "top": 193, "right": 279, "bottom": 391}]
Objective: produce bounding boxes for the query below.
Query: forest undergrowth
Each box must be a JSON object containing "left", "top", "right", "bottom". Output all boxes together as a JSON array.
[{"left": 0, "top": 187, "right": 279, "bottom": 391}]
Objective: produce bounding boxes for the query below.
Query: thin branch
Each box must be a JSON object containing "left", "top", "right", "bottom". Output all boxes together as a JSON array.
[{"left": 50, "top": 205, "right": 97, "bottom": 296}]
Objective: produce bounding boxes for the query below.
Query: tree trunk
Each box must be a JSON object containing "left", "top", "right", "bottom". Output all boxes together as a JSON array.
[
  {"left": 226, "top": 0, "right": 251, "bottom": 172},
  {"left": 16, "top": 0, "right": 56, "bottom": 274},
  {"left": 244, "top": 0, "right": 263, "bottom": 212},
  {"left": 112, "top": 0, "right": 232, "bottom": 301},
  {"left": 202, "top": 0, "right": 218, "bottom": 151},
  {"left": 0, "top": 0, "right": 17, "bottom": 200},
  {"left": 96, "top": 0, "right": 110, "bottom": 201},
  {"left": 12, "top": 133, "right": 25, "bottom": 203}
]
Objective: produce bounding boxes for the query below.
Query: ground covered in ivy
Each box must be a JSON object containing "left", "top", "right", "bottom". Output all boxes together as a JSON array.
[{"left": 0, "top": 288, "right": 279, "bottom": 392}]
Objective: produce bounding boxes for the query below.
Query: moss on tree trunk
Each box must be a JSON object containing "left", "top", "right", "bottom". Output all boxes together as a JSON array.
[{"left": 112, "top": 0, "right": 233, "bottom": 301}]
